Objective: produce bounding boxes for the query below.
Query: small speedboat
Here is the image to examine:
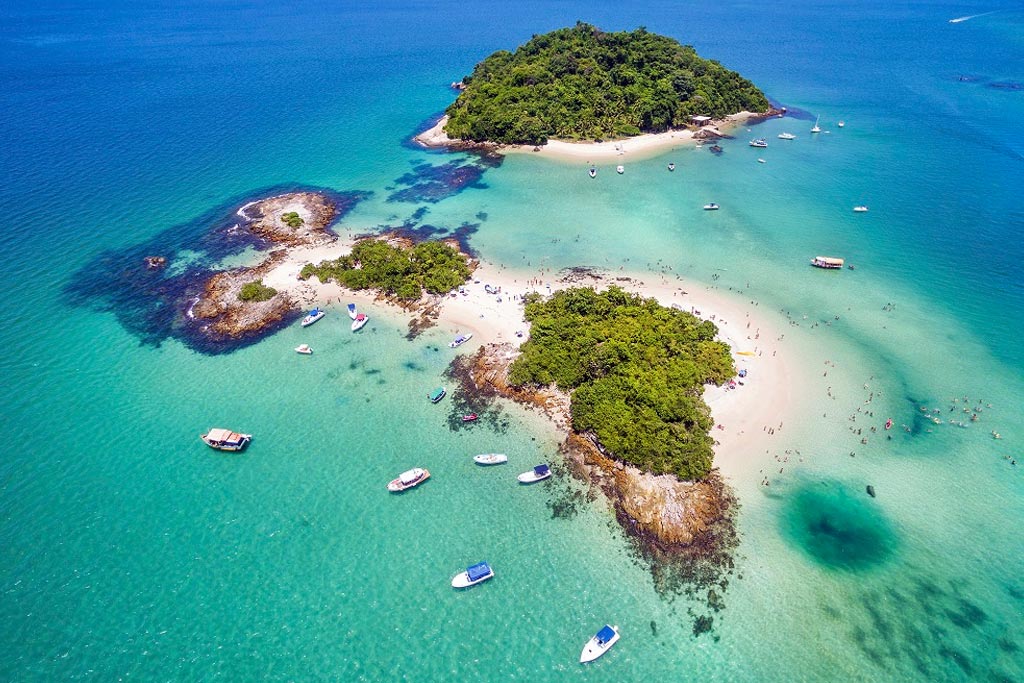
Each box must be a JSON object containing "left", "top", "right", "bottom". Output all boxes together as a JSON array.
[
  {"left": 757, "top": 158, "right": 766, "bottom": 163},
  {"left": 449, "top": 333, "right": 473, "bottom": 348},
  {"left": 517, "top": 464, "right": 551, "bottom": 483},
  {"left": 387, "top": 467, "right": 430, "bottom": 492},
  {"left": 778, "top": 132, "right": 796, "bottom": 140},
  {"left": 616, "top": 165, "right": 624, "bottom": 174},
  {"left": 588, "top": 166, "right": 597, "bottom": 178},
  {"left": 451, "top": 561, "right": 494, "bottom": 588},
  {"left": 295, "top": 344, "right": 312, "bottom": 355},
  {"left": 580, "top": 624, "right": 620, "bottom": 663},
  {"left": 429, "top": 387, "right": 446, "bottom": 403},
  {"left": 351, "top": 313, "right": 368, "bottom": 331},
  {"left": 748, "top": 138, "right": 768, "bottom": 148},
  {"left": 885, "top": 418, "right": 893, "bottom": 430},
  {"left": 838, "top": 121, "right": 845, "bottom": 128},
  {"left": 703, "top": 203, "right": 720, "bottom": 211},
  {"left": 474, "top": 453, "right": 507, "bottom": 466},
  {"left": 201, "top": 428, "right": 251, "bottom": 452},
  {"left": 347, "top": 303, "right": 357, "bottom": 320},
  {"left": 853, "top": 206, "right": 869, "bottom": 212},
  {"left": 462, "top": 414, "right": 479, "bottom": 422},
  {"left": 301, "top": 307, "right": 325, "bottom": 327},
  {"left": 667, "top": 162, "right": 675, "bottom": 171}
]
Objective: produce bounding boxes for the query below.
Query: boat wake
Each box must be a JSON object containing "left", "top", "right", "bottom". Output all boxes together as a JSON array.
[{"left": 949, "top": 10, "right": 997, "bottom": 23}]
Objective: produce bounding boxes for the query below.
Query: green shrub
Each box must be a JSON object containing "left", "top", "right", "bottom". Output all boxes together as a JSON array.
[
  {"left": 238, "top": 280, "right": 278, "bottom": 302},
  {"left": 281, "top": 211, "right": 303, "bottom": 228}
]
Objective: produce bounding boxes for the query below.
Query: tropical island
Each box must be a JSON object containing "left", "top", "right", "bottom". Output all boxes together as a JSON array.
[{"left": 418, "top": 22, "right": 771, "bottom": 154}]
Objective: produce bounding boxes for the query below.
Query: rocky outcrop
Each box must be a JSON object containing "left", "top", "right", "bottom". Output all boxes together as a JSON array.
[
  {"left": 189, "top": 251, "right": 295, "bottom": 340},
  {"left": 458, "top": 342, "right": 735, "bottom": 551},
  {"left": 239, "top": 192, "right": 338, "bottom": 246}
]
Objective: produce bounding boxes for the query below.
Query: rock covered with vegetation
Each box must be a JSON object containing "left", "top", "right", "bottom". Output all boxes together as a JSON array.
[
  {"left": 300, "top": 238, "right": 473, "bottom": 300},
  {"left": 509, "top": 286, "right": 734, "bottom": 480},
  {"left": 444, "top": 22, "right": 769, "bottom": 144}
]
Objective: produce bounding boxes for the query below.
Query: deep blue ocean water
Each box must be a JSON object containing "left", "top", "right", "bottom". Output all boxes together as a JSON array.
[{"left": 2, "top": 1, "right": 1023, "bottom": 680}]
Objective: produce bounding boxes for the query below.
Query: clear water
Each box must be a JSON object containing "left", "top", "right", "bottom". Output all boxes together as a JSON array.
[{"left": 2, "top": 0, "right": 1023, "bottom": 680}]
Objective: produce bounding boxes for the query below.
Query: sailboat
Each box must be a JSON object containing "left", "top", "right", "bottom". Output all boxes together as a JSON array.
[{"left": 811, "top": 116, "right": 821, "bottom": 134}]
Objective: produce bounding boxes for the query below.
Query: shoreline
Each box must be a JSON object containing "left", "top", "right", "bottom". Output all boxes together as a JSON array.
[
  {"left": 414, "top": 111, "right": 774, "bottom": 164},
  {"left": 260, "top": 238, "right": 801, "bottom": 485}
]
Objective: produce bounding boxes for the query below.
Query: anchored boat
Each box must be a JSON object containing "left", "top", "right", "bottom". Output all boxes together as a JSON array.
[
  {"left": 387, "top": 467, "right": 430, "bottom": 492},
  {"left": 811, "top": 256, "right": 845, "bottom": 269},
  {"left": 517, "top": 464, "right": 551, "bottom": 483},
  {"left": 429, "top": 387, "right": 446, "bottom": 403},
  {"left": 580, "top": 624, "right": 620, "bottom": 663},
  {"left": 451, "top": 561, "right": 494, "bottom": 588},
  {"left": 449, "top": 333, "right": 473, "bottom": 348},
  {"left": 200, "top": 428, "right": 251, "bottom": 452},
  {"left": 351, "top": 313, "right": 368, "bottom": 331},
  {"left": 473, "top": 453, "right": 507, "bottom": 466},
  {"left": 301, "top": 307, "right": 326, "bottom": 327}
]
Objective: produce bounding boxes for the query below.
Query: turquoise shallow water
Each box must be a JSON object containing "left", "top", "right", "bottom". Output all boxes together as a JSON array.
[{"left": 2, "top": 0, "right": 1023, "bottom": 680}]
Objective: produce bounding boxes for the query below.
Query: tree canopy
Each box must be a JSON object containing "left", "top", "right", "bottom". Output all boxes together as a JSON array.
[
  {"left": 508, "top": 286, "right": 734, "bottom": 480},
  {"left": 445, "top": 22, "right": 769, "bottom": 145},
  {"left": 299, "top": 239, "right": 472, "bottom": 300}
]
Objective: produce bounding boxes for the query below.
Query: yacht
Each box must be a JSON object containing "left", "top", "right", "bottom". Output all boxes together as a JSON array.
[
  {"left": 387, "top": 467, "right": 430, "bottom": 492},
  {"left": 749, "top": 138, "right": 768, "bottom": 148},
  {"left": 777, "top": 132, "right": 796, "bottom": 140}
]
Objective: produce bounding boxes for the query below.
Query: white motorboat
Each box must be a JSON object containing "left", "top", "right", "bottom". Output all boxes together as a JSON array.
[
  {"left": 473, "top": 453, "right": 508, "bottom": 466},
  {"left": 616, "top": 165, "right": 624, "bottom": 174},
  {"left": 667, "top": 162, "right": 676, "bottom": 171},
  {"left": 757, "top": 158, "right": 766, "bottom": 163},
  {"left": 301, "top": 307, "right": 326, "bottom": 327},
  {"left": 748, "top": 138, "right": 768, "bottom": 148},
  {"left": 853, "top": 206, "right": 869, "bottom": 212},
  {"left": 517, "top": 464, "right": 551, "bottom": 483},
  {"left": 295, "top": 344, "right": 312, "bottom": 355},
  {"left": 837, "top": 121, "right": 845, "bottom": 128},
  {"left": 449, "top": 333, "right": 473, "bottom": 348},
  {"left": 451, "top": 561, "right": 494, "bottom": 588},
  {"left": 811, "top": 116, "right": 821, "bottom": 134},
  {"left": 387, "top": 467, "right": 430, "bottom": 492},
  {"left": 351, "top": 313, "right": 368, "bottom": 331},
  {"left": 703, "top": 203, "right": 720, "bottom": 211},
  {"left": 347, "top": 303, "right": 357, "bottom": 320},
  {"left": 580, "top": 624, "right": 620, "bottom": 663},
  {"left": 777, "top": 132, "right": 796, "bottom": 140},
  {"left": 588, "top": 166, "right": 597, "bottom": 178}
]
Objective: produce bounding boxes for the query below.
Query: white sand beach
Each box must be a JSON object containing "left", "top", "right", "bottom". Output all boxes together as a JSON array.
[
  {"left": 260, "top": 238, "right": 804, "bottom": 482},
  {"left": 414, "top": 112, "right": 765, "bottom": 164}
]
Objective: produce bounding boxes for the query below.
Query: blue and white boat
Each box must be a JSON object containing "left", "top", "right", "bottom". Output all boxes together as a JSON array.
[
  {"left": 451, "top": 561, "right": 494, "bottom": 588},
  {"left": 449, "top": 333, "right": 473, "bottom": 348},
  {"left": 580, "top": 624, "right": 620, "bottom": 663},
  {"left": 347, "top": 303, "right": 357, "bottom": 320},
  {"left": 517, "top": 464, "right": 551, "bottom": 483},
  {"left": 301, "top": 307, "right": 326, "bottom": 327}
]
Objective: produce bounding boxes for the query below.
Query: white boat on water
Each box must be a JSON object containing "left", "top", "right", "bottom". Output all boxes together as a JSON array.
[
  {"left": 588, "top": 166, "right": 597, "bottom": 178},
  {"left": 703, "top": 203, "right": 720, "bottom": 211},
  {"left": 838, "top": 121, "right": 845, "bottom": 128},
  {"left": 351, "top": 313, "right": 368, "bottom": 331},
  {"left": 748, "top": 138, "right": 767, "bottom": 148},
  {"left": 347, "top": 303, "right": 357, "bottom": 320},
  {"left": 811, "top": 116, "right": 821, "bottom": 134},
  {"left": 474, "top": 453, "right": 508, "bottom": 466},
  {"left": 757, "top": 158, "right": 766, "bottom": 164},
  {"left": 301, "top": 307, "right": 325, "bottom": 327},
  {"left": 201, "top": 428, "right": 252, "bottom": 452},
  {"left": 580, "top": 624, "right": 620, "bottom": 663},
  {"left": 449, "top": 333, "right": 473, "bottom": 348},
  {"left": 517, "top": 464, "right": 551, "bottom": 483},
  {"left": 667, "top": 162, "right": 675, "bottom": 171},
  {"left": 295, "top": 344, "right": 312, "bottom": 355},
  {"left": 451, "top": 561, "right": 494, "bottom": 589},
  {"left": 616, "top": 165, "right": 624, "bottom": 174},
  {"left": 853, "top": 206, "right": 869, "bottom": 212},
  {"left": 777, "top": 132, "right": 796, "bottom": 140},
  {"left": 387, "top": 467, "right": 430, "bottom": 492}
]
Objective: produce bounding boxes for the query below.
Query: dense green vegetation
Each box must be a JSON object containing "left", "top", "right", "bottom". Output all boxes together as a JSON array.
[
  {"left": 238, "top": 280, "right": 278, "bottom": 302},
  {"left": 281, "top": 212, "right": 304, "bottom": 228},
  {"left": 300, "top": 239, "right": 472, "bottom": 300},
  {"left": 445, "top": 22, "right": 769, "bottom": 144},
  {"left": 509, "top": 287, "right": 734, "bottom": 480}
]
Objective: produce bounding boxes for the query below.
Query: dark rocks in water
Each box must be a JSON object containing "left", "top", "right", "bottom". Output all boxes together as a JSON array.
[
  {"left": 709, "top": 144, "right": 723, "bottom": 155},
  {"left": 866, "top": 485, "right": 876, "bottom": 498}
]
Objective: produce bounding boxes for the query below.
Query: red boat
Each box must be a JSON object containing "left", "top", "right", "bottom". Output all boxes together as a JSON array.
[
  {"left": 462, "top": 414, "right": 478, "bottom": 422},
  {"left": 885, "top": 418, "right": 893, "bottom": 430}
]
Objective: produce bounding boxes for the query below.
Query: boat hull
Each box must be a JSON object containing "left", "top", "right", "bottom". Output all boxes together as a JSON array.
[
  {"left": 451, "top": 569, "right": 494, "bottom": 588},
  {"left": 387, "top": 468, "right": 430, "bottom": 492},
  {"left": 301, "top": 312, "right": 325, "bottom": 327},
  {"left": 474, "top": 454, "right": 508, "bottom": 466},
  {"left": 351, "top": 316, "right": 368, "bottom": 331},
  {"left": 580, "top": 626, "right": 620, "bottom": 663},
  {"left": 517, "top": 470, "right": 552, "bottom": 483},
  {"left": 200, "top": 432, "right": 252, "bottom": 452}
]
